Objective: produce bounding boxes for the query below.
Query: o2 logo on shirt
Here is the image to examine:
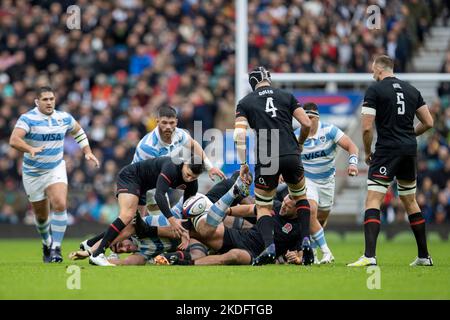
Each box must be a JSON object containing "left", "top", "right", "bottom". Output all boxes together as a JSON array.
[{"left": 379, "top": 167, "right": 387, "bottom": 175}]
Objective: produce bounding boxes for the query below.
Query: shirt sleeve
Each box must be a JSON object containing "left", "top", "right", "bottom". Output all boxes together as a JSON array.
[
  {"left": 416, "top": 91, "right": 426, "bottom": 110},
  {"left": 289, "top": 94, "right": 301, "bottom": 114},
  {"left": 15, "top": 115, "right": 31, "bottom": 133},
  {"left": 330, "top": 125, "right": 345, "bottom": 143},
  {"left": 235, "top": 100, "right": 248, "bottom": 119},
  {"left": 67, "top": 114, "right": 76, "bottom": 132},
  {"left": 361, "top": 85, "right": 377, "bottom": 115},
  {"left": 178, "top": 128, "right": 191, "bottom": 147}
]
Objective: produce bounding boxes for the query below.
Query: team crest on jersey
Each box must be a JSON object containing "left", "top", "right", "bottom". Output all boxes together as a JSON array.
[
  {"left": 319, "top": 136, "right": 326, "bottom": 143},
  {"left": 56, "top": 118, "right": 64, "bottom": 126},
  {"left": 282, "top": 223, "right": 292, "bottom": 234}
]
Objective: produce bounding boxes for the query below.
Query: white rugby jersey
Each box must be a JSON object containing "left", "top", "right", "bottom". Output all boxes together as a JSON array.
[
  {"left": 14, "top": 107, "right": 76, "bottom": 177},
  {"left": 296, "top": 121, "right": 344, "bottom": 183},
  {"left": 132, "top": 127, "right": 190, "bottom": 163}
]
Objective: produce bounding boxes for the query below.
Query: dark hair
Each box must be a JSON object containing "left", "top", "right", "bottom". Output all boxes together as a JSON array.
[
  {"left": 186, "top": 154, "right": 205, "bottom": 175},
  {"left": 157, "top": 105, "right": 177, "bottom": 118},
  {"left": 37, "top": 86, "right": 54, "bottom": 98},
  {"left": 374, "top": 55, "right": 394, "bottom": 70},
  {"left": 303, "top": 102, "right": 318, "bottom": 112}
]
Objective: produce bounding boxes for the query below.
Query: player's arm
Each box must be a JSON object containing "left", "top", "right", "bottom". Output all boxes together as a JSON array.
[
  {"left": 234, "top": 115, "right": 251, "bottom": 183},
  {"left": 9, "top": 128, "right": 44, "bottom": 157},
  {"left": 70, "top": 121, "right": 100, "bottom": 167},
  {"left": 415, "top": 105, "right": 434, "bottom": 136},
  {"left": 361, "top": 85, "right": 377, "bottom": 165},
  {"left": 155, "top": 168, "right": 187, "bottom": 237},
  {"left": 292, "top": 108, "right": 311, "bottom": 151},
  {"left": 337, "top": 134, "right": 359, "bottom": 176},
  {"left": 108, "top": 254, "right": 147, "bottom": 266},
  {"left": 189, "top": 137, "right": 225, "bottom": 180},
  {"left": 227, "top": 204, "right": 256, "bottom": 217}
]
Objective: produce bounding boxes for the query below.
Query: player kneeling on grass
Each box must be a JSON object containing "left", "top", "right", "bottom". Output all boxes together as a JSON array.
[{"left": 156, "top": 184, "right": 312, "bottom": 266}]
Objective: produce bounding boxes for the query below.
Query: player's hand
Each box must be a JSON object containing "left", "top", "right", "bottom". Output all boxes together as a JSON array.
[
  {"left": 239, "top": 163, "right": 251, "bottom": 185},
  {"left": 278, "top": 175, "right": 285, "bottom": 184},
  {"left": 168, "top": 217, "right": 187, "bottom": 239},
  {"left": 298, "top": 143, "right": 304, "bottom": 153},
  {"left": 208, "top": 167, "right": 225, "bottom": 181},
  {"left": 177, "top": 230, "right": 190, "bottom": 251},
  {"left": 29, "top": 145, "right": 45, "bottom": 157},
  {"left": 285, "top": 250, "right": 301, "bottom": 265},
  {"left": 85, "top": 152, "right": 100, "bottom": 168},
  {"left": 348, "top": 164, "right": 358, "bottom": 176},
  {"left": 365, "top": 152, "right": 373, "bottom": 166}
]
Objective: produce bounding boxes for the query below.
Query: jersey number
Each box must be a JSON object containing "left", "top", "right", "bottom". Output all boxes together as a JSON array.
[
  {"left": 265, "top": 97, "right": 277, "bottom": 118},
  {"left": 396, "top": 92, "right": 405, "bottom": 115}
]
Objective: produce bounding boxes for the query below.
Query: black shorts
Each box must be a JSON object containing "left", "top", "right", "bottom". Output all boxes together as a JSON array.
[
  {"left": 368, "top": 153, "right": 417, "bottom": 182},
  {"left": 116, "top": 166, "right": 146, "bottom": 206},
  {"left": 219, "top": 227, "right": 264, "bottom": 262},
  {"left": 254, "top": 154, "right": 304, "bottom": 190}
]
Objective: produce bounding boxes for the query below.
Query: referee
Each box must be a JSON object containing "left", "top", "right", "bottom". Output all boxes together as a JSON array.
[{"left": 348, "top": 55, "right": 434, "bottom": 267}]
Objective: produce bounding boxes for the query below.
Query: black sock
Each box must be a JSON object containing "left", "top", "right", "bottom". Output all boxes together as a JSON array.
[
  {"left": 86, "top": 232, "right": 105, "bottom": 247},
  {"left": 256, "top": 215, "right": 274, "bottom": 248},
  {"left": 296, "top": 199, "right": 311, "bottom": 240},
  {"left": 93, "top": 218, "right": 126, "bottom": 257},
  {"left": 364, "top": 208, "right": 381, "bottom": 258},
  {"left": 408, "top": 212, "right": 429, "bottom": 258}
]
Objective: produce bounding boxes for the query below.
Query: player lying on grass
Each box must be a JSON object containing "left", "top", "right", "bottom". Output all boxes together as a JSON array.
[
  {"left": 156, "top": 191, "right": 313, "bottom": 266},
  {"left": 88, "top": 155, "right": 204, "bottom": 266},
  {"left": 71, "top": 174, "right": 253, "bottom": 265}
]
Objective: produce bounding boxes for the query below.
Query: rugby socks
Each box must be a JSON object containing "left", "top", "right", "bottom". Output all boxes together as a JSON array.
[
  {"left": 256, "top": 215, "right": 275, "bottom": 248},
  {"left": 363, "top": 208, "right": 381, "bottom": 258},
  {"left": 408, "top": 212, "right": 429, "bottom": 258},
  {"left": 296, "top": 199, "right": 311, "bottom": 240},
  {"left": 51, "top": 210, "right": 68, "bottom": 249},
  {"left": 35, "top": 216, "right": 52, "bottom": 247},
  {"left": 206, "top": 179, "right": 242, "bottom": 227},
  {"left": 92, "top": 218, "right": 126, "bottom": 257},
  {"left": 311, "top": 227, "right": 330, "bottom": 253},
  {"left": 86, "top": 232, "right": 105, "bottom": 247}
]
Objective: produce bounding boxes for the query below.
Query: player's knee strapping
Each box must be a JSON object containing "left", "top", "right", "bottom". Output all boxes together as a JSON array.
[
  {"left": 288, "top": 183, "right": 307, "bottom": 197},
  {"left": 254, "top": 191, "right": 274, "bottom": 206},
  {"left": 397, "top": 181, "right": 417, "bottom": 196},
  {"left": 367, "top": 178, "right": 389, "bottom": 193}
]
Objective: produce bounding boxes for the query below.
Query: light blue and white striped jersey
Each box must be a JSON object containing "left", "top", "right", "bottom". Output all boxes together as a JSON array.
[
  {"left": 14, "top": 107, "right": 76, "bottom": 177},
  {"left": 297, "top": 121, "right": 344, "bottom": 183},
  {"left": 132, "top": 127, "right": 190, "bottom": 163}
]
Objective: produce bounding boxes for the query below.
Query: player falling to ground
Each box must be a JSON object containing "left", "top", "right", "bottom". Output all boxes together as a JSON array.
[
  {"left": 234, "top": 66, "right": 313, "bottom": 265},
  {"left": 291, "top": 102, "right": 359, "bottom": 264},
  {"left": 348, "top": 55, "right": 434, "bottom": 267},
  {"left": 89, "top": 155, "right": 204, "bottom": 266},
  {"left": 132, "top": 105, "right": 225, "bottom": 214},
  {"left": 9, "top": 86, "right": 100, "bottom": 263}
]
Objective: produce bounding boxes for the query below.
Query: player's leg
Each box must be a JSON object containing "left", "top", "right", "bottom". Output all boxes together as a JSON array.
[
  {"left": 317, "top": 210, "right": 330, "bottom": 227},
  {"left": 305, "top": 179, "right": 320, "bottom": 263},
  {"left": 204, "top": 175, "right": 249, "bottom": 235},
  {"left": 396, "top": 155, "right": 432, "bottom": 266},
  {"left": 194, "top": 249, "right": 252, "bottom": 265},
  {"left": 348, "top": 154, "right": 394, "bottom": 267},
  {"left": 90, "top": 193, "right": 139, "bottom": 265},
  {"left": 45, "top": 182, "right": 68, "bottom": 262},
  {"left": 30, "top": 199, "right": 52, "bottom": 262},
  {"left": 314, "top": 182, "right": 335, "bottom": 263}
]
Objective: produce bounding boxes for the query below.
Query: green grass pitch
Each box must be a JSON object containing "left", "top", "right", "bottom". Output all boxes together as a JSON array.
[{"left": 1, "top": 232, "right": 449, "bottom": 300}]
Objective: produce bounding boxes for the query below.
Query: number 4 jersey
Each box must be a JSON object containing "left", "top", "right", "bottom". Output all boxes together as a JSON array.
[
  {"left": 361, "top": 76, "right": 426, "bottom": 156},
  {"left": 236, "top": 85, "right": 302, "bottom": 161}
]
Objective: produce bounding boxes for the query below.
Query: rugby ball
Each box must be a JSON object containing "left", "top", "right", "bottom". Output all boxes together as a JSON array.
[{"left": 182, "top": 193, "right": 212, "bottom": 218}]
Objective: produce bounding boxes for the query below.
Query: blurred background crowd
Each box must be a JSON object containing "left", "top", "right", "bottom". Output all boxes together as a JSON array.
[{"left": 0, "top": 0, "right": 449, "bottom": 225}]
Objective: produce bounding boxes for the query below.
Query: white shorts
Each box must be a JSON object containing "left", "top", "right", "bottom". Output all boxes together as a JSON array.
[
  {"left": 22, "top": 160, "right": 68, "bottom": 202},
  {"left": 305, "top": 178, "right": 335, "bottom": 211}
]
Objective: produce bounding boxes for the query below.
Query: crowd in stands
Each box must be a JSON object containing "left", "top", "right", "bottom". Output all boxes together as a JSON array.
[{"left": 0, "top": 0, "right": 448, "bottom": 225}]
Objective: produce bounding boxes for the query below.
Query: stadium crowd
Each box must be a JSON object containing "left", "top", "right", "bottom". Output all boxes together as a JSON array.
[{"left": 0, "top": 0, "right": 448, "bottom": 225}]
